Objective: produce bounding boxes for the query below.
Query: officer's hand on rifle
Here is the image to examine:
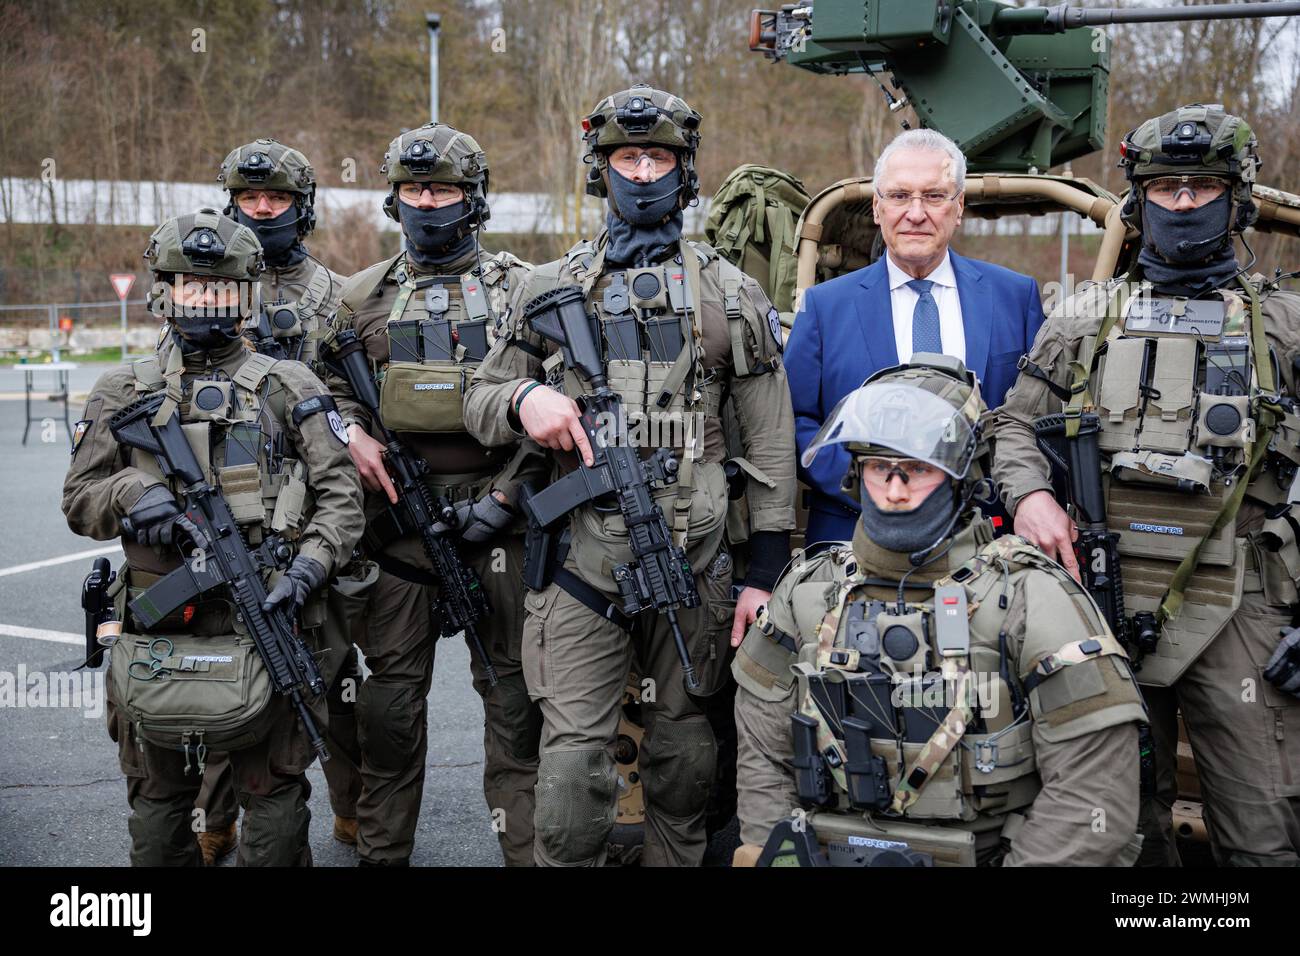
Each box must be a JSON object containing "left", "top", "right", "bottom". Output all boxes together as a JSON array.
[
  {"left": 125, "top": 484, "right": 202, "bottom": 549},
  {"left": 434, "top": 491, "right": 514, "bottom": 544},
  {"left": 513, "top": 381, "right": 594, "bottom": 467},
  {"left": 1013, "top": 489, "right": 1080, "bottom": 582},
  {"left": 347, "top": 424, "right": 399, "bottom": 505},
  {"left": 261, "top": 555, "right": 328, "bottom": 614},
  {"left": 1265, "top": 627, "right": 1300, "bottom": 698},
  {"left": 732, "top": 587, "right": 771, "bottom": 647}
]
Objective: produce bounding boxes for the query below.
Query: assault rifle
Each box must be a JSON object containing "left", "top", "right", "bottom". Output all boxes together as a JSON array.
[
  {"left": 325, "top": 328, "right": 498, "bottom": 686},
  {"left": 519, "top": 285, "right": 702, "bottom": 689},
  {"left": 110, "top": 391, "right": 329, "bottom": 760}
]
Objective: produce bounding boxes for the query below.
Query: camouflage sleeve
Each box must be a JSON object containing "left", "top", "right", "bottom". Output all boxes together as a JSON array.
[
  {"left": 61, "top": 366, "right": 166, "bottom": 540},
  {"left": 992, "top": 292, "right": 1093, "bottom": 515},
  {"left": 728, "top": 275, "right": 797, "bottom": 536},
  {"left": 269, "top": 361, "right": 365, "bottom": 576},
  {"left": 463, "top": 272, "right": 550, "bottom": 449},
  {"left": 1006, "top": 566, "right": 1145, "bottom": 865}
]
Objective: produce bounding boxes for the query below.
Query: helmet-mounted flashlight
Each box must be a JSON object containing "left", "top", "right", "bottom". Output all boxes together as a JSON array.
[
  {"left": 236, "top": 150, "right": 274, "bottom": 184},
  {"left": 400, "top": 139, "right": 437, "bottom": 174},
  {"left": 182, "top": 227, "right": 225, "bottom": 267}
]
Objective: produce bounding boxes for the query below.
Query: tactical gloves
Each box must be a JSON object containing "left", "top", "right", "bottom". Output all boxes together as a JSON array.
[
  {"left": 435, "top": 494, "right": 514, "bottom": 544},
  {"left": 126, "top": 485, "right": 202, "bottom": 549},
  {"left": 261, "top": 555, "right": 328, "bottom": 614},
  {"left": 1265, "top": 628, "right": 1300, "bottom": 698}
]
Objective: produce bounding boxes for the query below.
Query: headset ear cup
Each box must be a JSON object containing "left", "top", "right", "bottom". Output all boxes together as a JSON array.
[{"left": 383, "top": 192, "right": 399, "bottom": 223}]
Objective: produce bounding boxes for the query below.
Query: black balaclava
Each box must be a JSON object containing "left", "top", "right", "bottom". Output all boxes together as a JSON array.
[
  {"left": 1137, "top": 192, "right": 1239, "bottom": 297},
  {"left": 171, "top": 306, "right": 244, "bottom": 353},
  {"left": 235, "top": 206, "right": 306, "bottom": 268},
  {"left": 857, "top": 478, "right": 959, "bottom": 556},
  {"left": 605, "top": 166, "right": 684, "bottom": 266},
  {"left": 398, "top": 199, "right": 477, "bottom": 269}
]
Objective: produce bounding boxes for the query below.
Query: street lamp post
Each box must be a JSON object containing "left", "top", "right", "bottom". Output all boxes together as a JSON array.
[{"left": 427, "top": 12, "right": 441, "bottom": 124}]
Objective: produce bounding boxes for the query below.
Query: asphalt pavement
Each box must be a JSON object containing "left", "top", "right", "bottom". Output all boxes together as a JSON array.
[{"left": 0, "top": 361, "right": 502, "bottom": 866}]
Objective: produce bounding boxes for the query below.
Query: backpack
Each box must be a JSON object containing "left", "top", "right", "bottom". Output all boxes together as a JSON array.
[{"left": 704, "top": 164, "right": 810, "bottom": 314}]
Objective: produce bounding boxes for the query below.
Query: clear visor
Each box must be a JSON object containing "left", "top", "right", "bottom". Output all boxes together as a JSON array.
[{"left": 801, "top": 382, "right": 977, "bottom": 478}]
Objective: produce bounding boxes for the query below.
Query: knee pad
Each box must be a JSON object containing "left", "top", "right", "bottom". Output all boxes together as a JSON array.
[
  {"left": 356, "top": 680, "right": 426, "bottom": 773},
  {"left": 486, "top": 672, "right": 543, "bottom": 763},
  {"left": 639, "top": 717, "right": 716, "bottom": 819},
  {"left": 239, "top": 786, "right": 311, "bottom": 867},
  {"left": 534, "top": 749, "right": 618, "bottom": 865},
  {"left": 127, "top": 795, "right": 203, "bottom": 867}
]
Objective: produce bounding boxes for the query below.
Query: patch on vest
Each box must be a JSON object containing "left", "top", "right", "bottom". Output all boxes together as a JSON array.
[
  {"left": 71, "top": 419, "right": 91, "bottom": 457},
  {"left": 326, "top": 410, "right": 349, "bottom": 446},
  {"left": 1129, "top": 521, "right": 1184, "bottom": 536},
  {"left": 767, "top": 307, "right": 784, "bottom": 351},
  {"left": 412, "top": 382, "right": 456, "bottom": 391}
]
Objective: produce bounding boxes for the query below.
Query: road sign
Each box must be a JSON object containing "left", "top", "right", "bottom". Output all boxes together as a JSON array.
[{"left": 109, "top": 273, "right": 135, "bottom": 300}]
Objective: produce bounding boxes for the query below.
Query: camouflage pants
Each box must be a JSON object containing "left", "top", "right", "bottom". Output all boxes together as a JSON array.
[
  {"left": 1141, "top": 589, "right": 1300, "bottom": 865},
  {"left": 353, "top": 534, "right": 538, "bottom": 865},
  {"left": 106, "top": 682, "right": 317, "bottom": 867},
  {"left": 522, "top": 548, "right": 736, "bottom": 866}
]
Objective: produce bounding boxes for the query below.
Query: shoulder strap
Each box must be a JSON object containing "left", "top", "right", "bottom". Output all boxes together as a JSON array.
[
  {"left": 297, "top": 260, "right": 335, "bottom": 318},
  {"left": 231, "top": 351, "right": 278, "bottom": 392},
  {"left": 339, "top": 252, "right": 402, "bottom": 317},
  {"left": 131, "top": 356, "right": 165, "bottom": 393}
]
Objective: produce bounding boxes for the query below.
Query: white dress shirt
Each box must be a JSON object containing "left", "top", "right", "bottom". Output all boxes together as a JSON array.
[{"left": 885, "top": 251, "right": 965, "bottom": 365}]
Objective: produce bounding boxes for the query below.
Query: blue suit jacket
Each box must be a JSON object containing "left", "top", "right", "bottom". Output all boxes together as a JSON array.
[{"left": 787, "top": 250, "right": 1046, "bottom": 546}]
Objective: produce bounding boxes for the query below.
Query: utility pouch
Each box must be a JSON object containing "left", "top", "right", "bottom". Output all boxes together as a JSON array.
[
  {"left": 388, "top": 320, "right": 422, "bottom": 363},
  {"left": 606, "top": 359, "right": 648, "bottom": 420},
  {"left": 457, "top": 320, "right": 489, "bottom": 362},
  {"left": 1108, "top": 480, "right": 1235, "bottom": 566},
  {"left": 1140, "top": 337, "right": 1197, "bottom": 453},
  {"left": 1096, "top": 338, "right": 1147, "bottom": 453},
  {"left": 379, "top": 362, "right": 466, "bottom": 433},
  {"left": 109, "top": 629, "right": 275, "bottom": 754},
  {"left": 843, "top": 716, "right": 892, "bottom": 811},
  {"left": 791, "top": 712, "right": 837, "bottom": 808}
]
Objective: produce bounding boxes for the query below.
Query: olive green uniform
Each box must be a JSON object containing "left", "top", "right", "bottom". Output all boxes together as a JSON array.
[
  {"left": 994, "top": 279, "right": 1300, "bottom": 865},
  {"left": 325, "top": 246, "right": 541, "bottom": 866},
  {"left": 464, "top": 231, "right": 797, "bottom": 866},
  {"left": 734, "top": 523, "right": 1147, "bottom": 865},
  {"left": 63, "top": 335, "right": 364, "bottom": 866},
  {"left": 194, "top": 251, "right": 359, "bottom": 842}
]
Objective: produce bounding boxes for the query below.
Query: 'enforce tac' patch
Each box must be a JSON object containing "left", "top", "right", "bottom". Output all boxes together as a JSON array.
[
  {"left": 767, "top": 307, "right": 784, "bottom": 352},
  {"left": 326, "top": 410, "right": 349, "bottom": 446},
  {"left": 71, "top": 420, "right": 92, "bottom": 457}
]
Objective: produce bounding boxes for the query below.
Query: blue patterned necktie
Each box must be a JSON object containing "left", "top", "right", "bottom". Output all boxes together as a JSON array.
[{"left": 908, "top": 278, "right": 942, "bottom": 355}]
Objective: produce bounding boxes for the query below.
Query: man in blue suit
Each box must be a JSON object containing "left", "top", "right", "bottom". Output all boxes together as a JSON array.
[{"left": 787, "top": 128, "right": 1046, "bottom": 546}]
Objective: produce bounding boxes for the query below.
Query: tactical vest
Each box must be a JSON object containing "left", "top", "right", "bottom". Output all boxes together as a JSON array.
[
  {"left": 1069, "top": 279, "right": 1287, "bottom": 685},
  {"left": 738, "top": 528, "right": 1133, "bottom": 864},
  {"left": 349, "top": 255, "right": 513, "bottom": 439},
  {"left": 254, "top": 259, "right": 335, "bottom": 367},
  {"left": 128, "top": 352, "right": 313, "bottom": 551}
]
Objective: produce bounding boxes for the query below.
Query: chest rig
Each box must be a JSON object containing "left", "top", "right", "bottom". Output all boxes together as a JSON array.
[
  {"left": 784, "top": 530, "right": 1128, "bottom": 827},
  {"left": 377, "top": 260, "right": 500, "bottom": 435},
  {"left": 252, "top": 260, "right": 334, "bottom": 365},
  {"left": 129, "top": 352, "right": 311, "bottom": 548},
  {"left": 1066, "top": 278, "right": 1285, "bottom": 685}
]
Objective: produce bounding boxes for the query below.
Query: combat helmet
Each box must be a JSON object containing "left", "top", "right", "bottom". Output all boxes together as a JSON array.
[
  {"left": 380, "top": 123, "right": 490, "bottom": 227},
  {"left": 1119, "top": 103, "right": 1261, "bottom": 234},
  {"left": 582, "top": 84, "right": 703, "bottom": 211},
  {"left": 218, "top": 138, "right": 318, "bottom": 237},
  {"left": 802, "top": 353, "right": 989, "bottom": 498},
  {"left": 143, "top": 207, "right": 264, "bottom": 319}
]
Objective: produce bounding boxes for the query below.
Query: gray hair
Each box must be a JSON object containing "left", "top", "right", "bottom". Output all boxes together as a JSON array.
[{"left": 873, "top": 128, "right": 967, "bottom": 193}]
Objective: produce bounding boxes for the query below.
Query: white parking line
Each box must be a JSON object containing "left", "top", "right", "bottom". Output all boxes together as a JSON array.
[
  {"left": 0, "top": 624, "right": 83, "bottom": 646},
  {"left": 0, "top": 544, "right": 120, "bottom": 579}
]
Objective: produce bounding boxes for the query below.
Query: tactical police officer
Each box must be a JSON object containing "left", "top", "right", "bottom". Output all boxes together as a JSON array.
[
  {"left": 995, "top": 105, "right": 1300, "bottom": 865},
  {"left": 732, "top": 357, "right": 1147, "bottom": 866},
  {"left": 464, "top": 84, "right": 796, "bottom": 867},
  {"left": 191, "top": 138, "right": 361, "bottom": 863},
  {"left": 62, "top": 210, "right": 364, "bottom": 866},
  {"left": 323, "top": 123, "right": 539, "bottom": 866},
  {"left": 219, "top": 138, "right": 346, "bottom": 369}
]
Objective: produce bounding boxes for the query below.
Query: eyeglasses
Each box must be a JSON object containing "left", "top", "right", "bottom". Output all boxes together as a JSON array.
[
  {"left": 235, "top": 190, "right": 295, "bottom": 214},
  {"left": 397, "top": 182, "right": 464, "bottom": 204},
  {"left": 608, "top": 147, "right": 678, "bottom": 175},
  {"left": 1144, "top": 176, "right": 1228, "bottom": 207},
  {"left": 878, "top": 189, "right": 959, "bottom": 209},
  {"left": 859, "top": 457, "right": 947, "bottom": 488}
]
